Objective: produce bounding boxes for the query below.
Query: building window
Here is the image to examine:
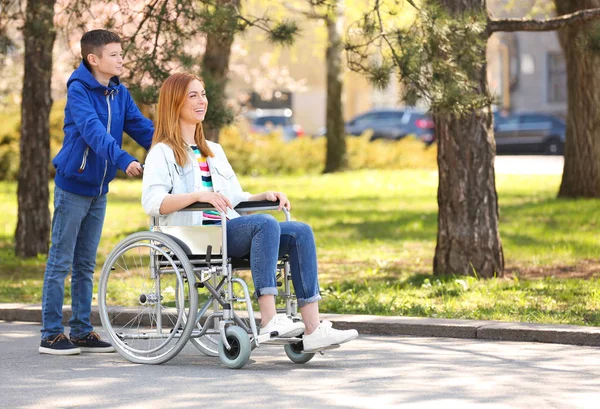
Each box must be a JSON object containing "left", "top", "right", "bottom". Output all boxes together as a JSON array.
[{"left": 547, "top": 52, "right": 567, "bottom": 103}]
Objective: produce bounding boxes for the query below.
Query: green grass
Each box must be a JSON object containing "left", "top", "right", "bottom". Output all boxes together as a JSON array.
[{"left": 1, "top": 170, "right": 600, "bottom": 325}]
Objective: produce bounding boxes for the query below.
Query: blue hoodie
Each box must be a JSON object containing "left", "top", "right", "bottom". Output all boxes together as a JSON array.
[{"left": 53, "top": 62, "right": 154, "bottom": 196}]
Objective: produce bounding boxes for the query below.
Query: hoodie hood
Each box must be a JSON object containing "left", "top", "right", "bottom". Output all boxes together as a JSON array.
[{"left": 67, "top": 61, "right": 121, "bottom": 91}]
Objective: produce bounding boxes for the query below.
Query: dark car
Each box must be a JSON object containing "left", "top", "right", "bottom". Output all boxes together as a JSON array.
[
  {"left": 494, "top": 112, "right": 566, "bottom": 155},
  {"left": 244, "top": 109, "right": 304, "bottom": 142},
  {"left": 346, "top": 108, "right": 435, "bottom": 144},
  {"left": 316, "top": 108, "right": 435, "bottom": 144}
]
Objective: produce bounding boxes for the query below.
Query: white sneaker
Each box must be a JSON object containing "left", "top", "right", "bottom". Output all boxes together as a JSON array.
[
  {"left": 302, "top": 320, "right": 358, "bottom": 352},
  {"left": 260, "top": 314, "right": 305, "bottom": 338}
]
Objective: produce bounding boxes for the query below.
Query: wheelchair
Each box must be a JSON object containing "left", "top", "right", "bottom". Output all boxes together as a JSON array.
[{"left": 97, "top": 200, "right": 316, "bottom": 369}]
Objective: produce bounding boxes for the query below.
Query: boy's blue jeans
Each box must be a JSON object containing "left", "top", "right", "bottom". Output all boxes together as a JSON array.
[
  {"left": 226, "top": 214, "right": 322, "bottom": 307},
  {"left": 41, "top": 186, "right": 107, "bottom": 339}
]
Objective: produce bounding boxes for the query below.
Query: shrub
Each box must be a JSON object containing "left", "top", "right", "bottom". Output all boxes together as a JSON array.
[
  {"left": 0, "top": 106, "right": 21, "bottom": 181},
  {"left": 0, "top": 100, "right": 67, "bottom": 181},
  {"left": 220, "top": 126, "right": 326, "bottom": 175},
  {"left": 220, "top": 126, "right": 437, "bottom": 175}
]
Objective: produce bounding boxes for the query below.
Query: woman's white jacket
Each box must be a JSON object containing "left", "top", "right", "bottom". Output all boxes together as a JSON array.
[{"left": 141, "top": 141, "right": 251, "bottom": 226}]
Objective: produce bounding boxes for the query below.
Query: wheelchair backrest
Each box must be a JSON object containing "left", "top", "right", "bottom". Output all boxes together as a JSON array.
[{"left": 152, "top": 225, "right": 223, "bottom": 256}]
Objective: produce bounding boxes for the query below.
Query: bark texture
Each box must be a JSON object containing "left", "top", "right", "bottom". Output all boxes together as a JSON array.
[
  {"left": 488, "top": 7, "right": 600, "bottom": 32},
  {"left": 201, "top": 0, "right": 240, "bottom": 142},
  {"left": 433, "top": 0, "right": 504, "bottom": 277},
  {"left": 15, "top": 0, "right": 56, "bottom": 257},
  {"left": 323, "top": 0, "right": 347, "bottom": 173},
  {"left": 555, "top": 0, "right": 600, "bottom": 197}
]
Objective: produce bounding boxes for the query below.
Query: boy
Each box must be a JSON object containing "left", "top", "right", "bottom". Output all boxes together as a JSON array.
[{"left": 39, "top": 30, "right": 154, "bottom": 355}]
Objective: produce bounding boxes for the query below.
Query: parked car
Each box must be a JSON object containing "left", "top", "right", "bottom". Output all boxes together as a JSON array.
[
  {"left": 317, "top": 108, "right": 435, "bottom": 145},
  {"left": 494, "top": 112, "right": 565, "bottom": 155},
  {"left": 244, "top": 108, "right": 304, "bottom": 142}
]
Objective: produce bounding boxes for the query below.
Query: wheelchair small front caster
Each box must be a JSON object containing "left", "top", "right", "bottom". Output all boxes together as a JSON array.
[
  {"left": 284, "top": 341, "right": 315, "bottom": 364},
  {"left": 218, "top": 326, "right": 251, "bottom": 369}
]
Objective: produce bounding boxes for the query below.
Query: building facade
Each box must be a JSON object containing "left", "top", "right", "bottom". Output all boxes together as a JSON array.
[{"left": 487, "top": 1, "right": 567, "bottom": 117}]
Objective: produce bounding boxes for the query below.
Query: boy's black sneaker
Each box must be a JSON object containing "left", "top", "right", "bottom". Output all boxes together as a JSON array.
[
  {"left": 39, "top": 333, "right": 81, "bottom": 355},
  {"left": 70, "top": 331, "right": 116, "bottom": 353}
]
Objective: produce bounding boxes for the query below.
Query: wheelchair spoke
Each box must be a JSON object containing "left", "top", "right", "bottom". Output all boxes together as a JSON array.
[{"left": 98, "top": 232, "right": 197, "bottom": 364}]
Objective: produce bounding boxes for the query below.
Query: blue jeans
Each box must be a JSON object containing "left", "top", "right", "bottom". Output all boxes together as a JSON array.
[
  {"left": 226, "top": 214, "right": 322, "bottom": 307},
  {"left": 41, "top": 186, "right": 107, "bottom": 339}
]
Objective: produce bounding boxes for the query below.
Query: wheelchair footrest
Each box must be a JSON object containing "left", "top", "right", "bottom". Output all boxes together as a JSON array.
[
  {"left": 303, "top": 344, "right": 341, "bottom": 354},
  {"left": 260, "top": 336, "right": 303, "bottom": 346}
]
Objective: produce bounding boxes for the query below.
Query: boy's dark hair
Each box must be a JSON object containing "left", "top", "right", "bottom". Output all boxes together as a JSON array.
[{"left": 81, "top": 29, "right": 121, "bottom": 69}]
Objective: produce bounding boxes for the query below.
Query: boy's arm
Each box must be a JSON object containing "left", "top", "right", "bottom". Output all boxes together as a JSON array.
[
  {"left": 123, "top": 90, "right": 154, "bottom": 151},
  {"left": 68, "top": 83, "right": 137, "bottom": 172}
]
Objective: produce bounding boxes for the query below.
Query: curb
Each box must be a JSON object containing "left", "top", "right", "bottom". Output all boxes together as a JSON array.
[{"left": 3, "top": 303, "right": 600, "bottom": 347}]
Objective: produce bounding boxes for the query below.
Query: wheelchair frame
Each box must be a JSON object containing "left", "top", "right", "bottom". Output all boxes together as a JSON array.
[{"left": 97, "top": 200, "right": 315, "bottom": 369}]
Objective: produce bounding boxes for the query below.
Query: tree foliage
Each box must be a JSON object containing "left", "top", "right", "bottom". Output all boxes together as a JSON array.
[
  {"left": 54, "top": 0, "right": 300, "bottom": 127},
  {"left": 0, "top": 1, "right": 19, "bottom": 59},
  {"left": 346, "top": 1, "right": 493, "bottom": 115}
]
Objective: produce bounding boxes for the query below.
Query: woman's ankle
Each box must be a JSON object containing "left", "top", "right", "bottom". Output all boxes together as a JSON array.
[
  {"left": 300, "top": 302, "right": 320, "bottom": 334},
  {"left": 258, "top": 295, "right": 277, "bottom": 327}
]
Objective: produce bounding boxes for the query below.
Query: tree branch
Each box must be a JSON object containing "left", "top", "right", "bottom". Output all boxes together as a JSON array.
[
  {"left": 150, "top": 0, "right": 168, "bottom": 61},
  {"left": 375, "top": 0, "right": 402, "bottom": 68},
  {"left": 284, "top": 4, "right": 326, "bottom": 21},
  {"left": 489, "top": 7, "right": 600, "bottom": 33},
  {"left": 122, "top": 0, "right": 161, "bottom": 58},
  {"left": 405, "top": 0, "right": 419, "bottom": 11}
]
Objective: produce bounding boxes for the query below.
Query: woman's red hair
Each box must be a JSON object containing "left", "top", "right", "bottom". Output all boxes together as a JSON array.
[{"left": 152, "top": 72, "right": 214, "bottom": 166}]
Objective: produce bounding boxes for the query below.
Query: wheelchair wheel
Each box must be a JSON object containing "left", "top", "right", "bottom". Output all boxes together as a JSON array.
[
  {"left": 98, "top": 232, "right": 198, "bottom": 364},
  {"left": 189, "top": 275, "right": 255, "bottom": 357},
  {"left": 284, "top": 341, "right": 315, "bottom": 364},
  {"left": 218, "top": 325, "right": 251, "bottom": 369}
]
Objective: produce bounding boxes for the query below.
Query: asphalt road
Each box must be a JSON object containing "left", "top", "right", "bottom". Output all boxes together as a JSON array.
[{"left": 2, "top": 321, "right": 600, "bottom": 409}]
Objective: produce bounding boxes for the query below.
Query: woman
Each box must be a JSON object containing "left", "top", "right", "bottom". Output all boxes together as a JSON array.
[{"left": 142, "top": 72, "right": 357, "bottom": 352}]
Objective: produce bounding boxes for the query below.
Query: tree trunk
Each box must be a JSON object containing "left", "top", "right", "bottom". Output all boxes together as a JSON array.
[
  {"left": 201, "top": 0, "right": 240, "bottom": 143},
  {"left": 15, "top": 0, "right": 56, "bottom": 258},
  {"left": 433, "top": 0, "right": 504, "bottom": 277},
  {"left": 555, "top": 0, "right": 600, "bottom": 198},
  {"left": 323, "top": 0, "right": 347, "bottom": 173}
]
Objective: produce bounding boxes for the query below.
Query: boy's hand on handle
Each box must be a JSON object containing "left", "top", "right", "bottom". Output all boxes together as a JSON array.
[
  {"left": 125, "top": 161, "right": 143, "bottom": 177},
  {"left": 265, "top": 191, "right": 290, "bottom": 211},
  {"left": 197, "top": 192, "right": 232, "bottom": 214}
]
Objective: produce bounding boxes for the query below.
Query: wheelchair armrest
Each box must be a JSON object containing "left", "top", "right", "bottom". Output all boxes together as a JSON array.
[
  {"left": 235, "top": 200, "right": 281, "bottom": 211},
  {"left": 176, "top": 199, "right": 290, "bottom": 222},
  {"left": 182, "top": 200, "right": 281, "bottom": 212},
  {"left": 183, "top": 202, "right": 217, "bottom": 211}
]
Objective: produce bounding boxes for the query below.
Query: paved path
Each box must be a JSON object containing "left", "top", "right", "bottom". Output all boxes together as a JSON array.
[
  {"left": 4, "top": 304, "right": 600, "bottom": 347},
  {"left": 2, "top": 321, "right": 600, "bottom": 409},
  {"left": 495, "top": 155, "right": 563, "bottom": 175},
  {"left": 0, "top": 303, "right": 600, "bottom": 346}
]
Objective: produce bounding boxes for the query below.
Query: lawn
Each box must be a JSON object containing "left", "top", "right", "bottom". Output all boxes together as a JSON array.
[{"left": 1, "top": 170, "right": 600, "bottom": 325}]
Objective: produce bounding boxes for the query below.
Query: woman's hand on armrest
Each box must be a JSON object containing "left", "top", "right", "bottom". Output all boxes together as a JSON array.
[
  {"left": 249, "top": 191, "right": 290, "bottom": 211},
  {"left": 197, "top": 192, "right": 232, "bottom": 213},
  {"left": 159, "top": 191, "right": 233, "bottom": 215}
]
